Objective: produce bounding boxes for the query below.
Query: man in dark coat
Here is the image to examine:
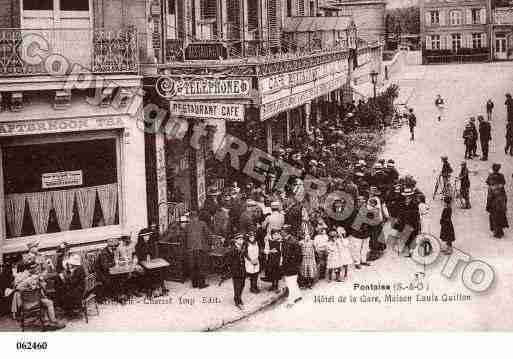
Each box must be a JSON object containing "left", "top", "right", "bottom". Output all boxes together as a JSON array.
[
  {"left": 463, "top": 124, "right": 474, "bottom": 159},
  {"left": 228, "top": 233, "right": 246, "bottom": 309},
  {"left": 408, "top": 108, "right": 416, "bottom": 141},
  {"left": 397, "top": 188, "right": 421, "bottom": 257},
  {"left": 184, "top": 211, "right": 211, "bottom": 289},
  {"left": 458, "top": 162, "right": 471, "bottom": 209},
  {"left": 506, "top": 121, "right": 513, "bottom": 156},
  {"left": 486, "top": 99, "right": 494, "bottom": 121},
  {"left": 280, "top": 225, "right": 303, "bottom": 308},
  {"left": 95, "top": 238, "right": 119, "bottom": 302},
  {"left": 469, "top": 118, "right": 479, "bottom": 158},
  {"left": 486, "top": 163, "right": 508, "bottom": 238},
  {"left": 505, "top": 93, "right": 513, "bottom": 123},
  {"left": 478, "top": 116, "right": 491, "bottom": 161},
  {"left": 57, "top": 254, "right": 86, "bottom": 313}
]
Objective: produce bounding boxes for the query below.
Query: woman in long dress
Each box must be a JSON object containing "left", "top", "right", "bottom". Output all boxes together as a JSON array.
[{"left": 299, "top": 233, "right": 317, "bottom": 289}]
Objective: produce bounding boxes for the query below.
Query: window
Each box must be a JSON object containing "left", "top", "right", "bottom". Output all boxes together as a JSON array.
[
  {"left": 472, "top": 33, "right": 483, "bottom": 48},
  {"left": 168, "top": 0, "right": 175, "bottom": 15},
  {"left": 310, "top": 1, "right": 315, "bottom": 16},
  {"left": 3, "top": 139, "right": 119, "bottom": 239},
  {"left": 430, "top": 10, "right": 440, "bottom": 25},
  {"left": 23, "top": 0, "right": 53, "bottom": 10},
  {"left": 431, "top": 34, "right": 441, "bottom": 49},
  {"left": 471, "top": 8, "right": 480, "bottom": 24},
  {"left": 60, "top": 0, "right": 89, "bottom": 11},
  {"left": 287, "top": 0, "right": 292, "bottom": 17},
  {"left": 451, "top": 33, "right": 462, "bottom": 51},
  {"left": 449, "top": 10, "right": 462, "bottom": 25}
]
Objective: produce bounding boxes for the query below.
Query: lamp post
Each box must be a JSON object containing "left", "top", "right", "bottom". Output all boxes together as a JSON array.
[{"left": 370, "top": 70, "right": 378, "bottom": 99}]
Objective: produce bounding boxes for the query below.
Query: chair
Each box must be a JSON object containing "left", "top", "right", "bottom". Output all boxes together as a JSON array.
[
  {"left": 81, "top": 273, "right": 100, "bottom": 323},
  {"left": 19, "top": 289, "right": 45, "bottom": 332}
]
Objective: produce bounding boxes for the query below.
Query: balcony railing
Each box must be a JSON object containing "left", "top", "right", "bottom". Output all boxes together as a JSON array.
[{"left": 0, "top": 28, "right": 138, "bottom": 76}]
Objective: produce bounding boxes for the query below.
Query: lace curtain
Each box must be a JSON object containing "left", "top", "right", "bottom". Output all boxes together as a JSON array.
[
  {"left": 26, "top": 192, "right": 53, "bottom": 235},
  {"left": 52, "top": 189, "right": 75, "bottom": 231},
  {"left": 5, "top": 194, "right": 26, "bottom": 237},
  {"left": 75, "top": 187, "right": 98, "bottom": 229},
  {"left": 5, "top": 183, "right": 118, "bottom": 237},
  {"left": 97, "top": 183, "right": 118, "bottom": 226}
]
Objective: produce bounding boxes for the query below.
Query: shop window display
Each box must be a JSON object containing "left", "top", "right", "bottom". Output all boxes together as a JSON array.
[{"left": 3, "top": 139, "right": 119, "bottom": 238}]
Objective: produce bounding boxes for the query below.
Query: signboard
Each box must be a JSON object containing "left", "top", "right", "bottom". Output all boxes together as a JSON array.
[
  {"left": 170, "top": 101, "right": 245, "bottom": 122},
  {"left": 42, "top": 170, "right": 83, "bottom": 189},
  {"left": 0, "top": 117, "right": 126, "bottom": 137},
  {"left": 155, "top": 135, "right": 169, "bottom": 234},
  {"left": 156, "top": 76, "right": 251, "bottom": 99},
  {"left": 259, "top": 61, "right": 348, "bottom": 106},
  {"left": 261, "top": 76, "right": 347, "bottom": 121},
  {"left": 185, "top": 43, "right": 227, "bottom": 60},
  {"left": 195, "top": 146, "right": 206, "bottom": 209}
]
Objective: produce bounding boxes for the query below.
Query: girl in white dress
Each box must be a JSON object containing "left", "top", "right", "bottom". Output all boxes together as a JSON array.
[{"left": 336, "top": 227, "right": 353, "bottom": 281}]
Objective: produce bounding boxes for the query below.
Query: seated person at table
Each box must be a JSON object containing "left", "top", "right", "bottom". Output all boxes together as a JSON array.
[
  {"left": 116, "top": 233, "right": 144, "bottom": 296},
  {"left": 135, "top": 229, "right": 168, "bottom": 297},
  {"left": 56, "top": 254, "right": 86, "bottom": 314},
  {"left": 55, "top": 242, "right": 71, "bottom": 274},
  {"left": 94, "top": 238, "right": 119, "bottom": 302},
  {"left": 23, "top": 241, "right": 54, "bottom": 275},
  {"left": 13, "top": 259, "right": 65, "bottom": 329}
]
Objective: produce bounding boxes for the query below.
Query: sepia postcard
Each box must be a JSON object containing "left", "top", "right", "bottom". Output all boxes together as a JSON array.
[{"left": 0, "top": 0, "right": 511, "bottom": 336}]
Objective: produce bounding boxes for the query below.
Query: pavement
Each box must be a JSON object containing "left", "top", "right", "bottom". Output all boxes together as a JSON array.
[
  {"left": 224, "top": 62, "right": 513, "bottom": 331},
  {"left": 0, "top": 276, "right": 286, "bottom": 332}
]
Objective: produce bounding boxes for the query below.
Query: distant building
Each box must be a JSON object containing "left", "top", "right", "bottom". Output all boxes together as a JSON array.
[
  {"left": 420, "top": 0, "right": 491, "bottom": 63},
  {"left": 491, "top": 0, "right": 513, "bottom": 60},
  {"left": 318, "top": 0, "right": 387, "bottom": 42}
]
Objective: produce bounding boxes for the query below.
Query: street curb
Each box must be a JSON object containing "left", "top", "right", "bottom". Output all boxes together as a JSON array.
[{"left": 202, "top": 290, "right": 287, "bottom": 332}]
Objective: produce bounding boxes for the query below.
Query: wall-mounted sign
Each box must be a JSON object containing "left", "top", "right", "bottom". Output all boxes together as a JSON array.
[
  {"left": 259, "top": 60, "right": 348, "bottom": 105},
  {"left": 260, "top": 76, "right": 347, "bottom": 121},
  {"left": 185, "top": 43, "right": 227, "bottom": 60},
  {"left": 0, "top": 117, "right": 126, "bottom": 137},
  {"left": 42, "top": 170, "right": 83, "bottom": 189},
  {"left": 170, "top": 101, "right": 245, "bottom": 122},
  {"left": 156, "top": 76, "right": 251, "bottom": 99}
]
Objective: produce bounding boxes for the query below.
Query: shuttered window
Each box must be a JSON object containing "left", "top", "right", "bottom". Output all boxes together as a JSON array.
[{"left": 267, "top": 0, "right": 281, "bottom": 49}]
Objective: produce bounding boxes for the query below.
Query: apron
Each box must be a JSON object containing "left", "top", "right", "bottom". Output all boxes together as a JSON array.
[{"left": 245, "top": 242, "right": 260, "bottom": 274}]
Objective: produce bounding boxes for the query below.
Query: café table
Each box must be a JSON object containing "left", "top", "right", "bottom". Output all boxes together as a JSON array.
[
  {"left": 108, "top": 263, "right": 136, "bottom": 301},
  {"left": 139, "top": 258, "right": 170, "bottom": 296}
]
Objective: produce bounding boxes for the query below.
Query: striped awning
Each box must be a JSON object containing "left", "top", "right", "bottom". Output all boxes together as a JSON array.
[{"left": 283, "top": 16, "right": 353, "bottom": 32}]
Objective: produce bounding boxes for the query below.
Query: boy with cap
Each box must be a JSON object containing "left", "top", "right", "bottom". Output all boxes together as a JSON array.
[{"left": 228, "top": 233, "right": 246, "bottom": 309}]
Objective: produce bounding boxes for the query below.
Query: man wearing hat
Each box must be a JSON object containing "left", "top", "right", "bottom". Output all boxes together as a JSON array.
[
  {"left": 280, "top": 225, "right": 303, "bottom": 308},
  {"left": 486, "top": 164, "right": 508, "bottom": 238},
  {"left": 386, "top": 160, "right": 399, "bottom": 185},
  {"left": 397, "top": 188, "right": 421, "bottom": 257},
  {"left": 463, "top": 123, "right": 474, "bottom": 159},
  {"left": 57, "top": 254, "right": 86, "bottom": 314},
  {"left": 478, "top": 115, "right": 491, "bottom": 161},
  {"left": 458, "top": 162, "right": 471, "bottom": 209},
  {"left": 505, "top": 93, "right": 513, "bottom": 123},
  {"left": 95, "top": 237, "right": 119, "bottom": 302},
  {"left": 407, "top": 108, "right": 417, "bottom": 141},
  {"left": 184, "top": 211, "right": 210, "bottom": 289},
  {"left": 469, "top": 117, "right": 479, "bottom": 158},
  {"left": 264, "top": 201, "right": 285, "bottom": 233},
  {"left": 13, "top": 258, "right": 66, "bottom": 329},
  {"left": 24, "top": 241, "right": 54, "bottom": 275}
]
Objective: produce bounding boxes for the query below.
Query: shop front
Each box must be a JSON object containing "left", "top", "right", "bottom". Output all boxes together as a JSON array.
[
  {"left": 258, "top": 56, "right": 350, "bottom": 153},
  {"left": 0, "top": 110, "right": 148, "bottom": 259}
]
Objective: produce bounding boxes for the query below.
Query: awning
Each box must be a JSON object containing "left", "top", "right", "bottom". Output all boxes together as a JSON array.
[{"left": 283, "top": 16, "right": 352, "bottom": 33}]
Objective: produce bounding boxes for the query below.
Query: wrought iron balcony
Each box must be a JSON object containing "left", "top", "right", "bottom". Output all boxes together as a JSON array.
[{"left": 0, "top": 27, "right": 138, "bottom": 77}]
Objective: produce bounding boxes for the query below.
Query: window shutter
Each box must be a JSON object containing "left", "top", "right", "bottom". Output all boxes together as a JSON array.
[
  {"left": 439, "top": 10, "right": 445, "bottom": 26},
  {"left": 425, "top": 11, "right": 431, "bottom": 26},
  {"left": 480, "top": 8, "right": 486, "bottom": 24},
  {"left": 426, "top": 35, "right": 432, "bottom": 49},
  {"left": 482, "top": 32, "right": 487, "bottom": 47},
  {"left": 466, "top": 9, "right": 472, "bottom": 25},
  {"left": 467, "top": 33, "right": 472, "bottom": 48}
]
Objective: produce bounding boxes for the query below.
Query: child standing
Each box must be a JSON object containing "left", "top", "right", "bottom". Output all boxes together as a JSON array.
[
  {"left": 440, "top": 196, "right": 455, "bottom": 254},
  {"left": 244, "top": 231, "right": 261, "bottom": 294},
  {"left": 299, "top": 232, "right": 317, "bottom": 289},
  {"left": 264, "top": 229, "right": 282, "bottom": 293},
  {"left": 336, "top": 227, "right": 353, "bottom": 282},
  {"left": 228, "top": 233, "right": 246, "bottom": 310},
  {"left": 326, "top": 229, "right": 342, "bottom": 282},
  {"left": 313, "top": 227, "right": 329, "bottom": 280}
]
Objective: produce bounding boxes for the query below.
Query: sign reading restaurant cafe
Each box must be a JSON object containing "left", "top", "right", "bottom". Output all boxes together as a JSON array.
[{"left": 170, "top": 101, "right": 245, "bottom": 122}]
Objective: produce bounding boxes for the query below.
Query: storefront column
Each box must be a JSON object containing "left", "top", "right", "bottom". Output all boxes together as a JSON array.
[
  {"left": 221, "top": 0, "right": 228, "bottom": 39},
  {"left": 305, "top": 102, "right": 311, "bottom": 132},
  {"left": 0, "top": 145, "right": 4, "bottom": 264},
  {"left": 316, "top": 98, "right": 322, "bottom": 124},
  {"left": 155, "top": 132, "right": 169, "bottom": 234},
  {"left": 285, "top": 110, "right": 291, "bottom": 143},
  {"left": 265, "top": 120, "right": 272, "bottom": 154}
]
